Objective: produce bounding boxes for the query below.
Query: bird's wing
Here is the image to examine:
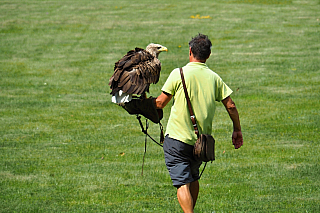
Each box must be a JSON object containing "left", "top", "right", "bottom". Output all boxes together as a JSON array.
[{"left": 109, "top": 48, "right": 161, "bottom": 95}]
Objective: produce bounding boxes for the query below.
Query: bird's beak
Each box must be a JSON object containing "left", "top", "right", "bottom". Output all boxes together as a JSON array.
[{"left": 160, "top": 46, "right": 168, "bottom": 52}]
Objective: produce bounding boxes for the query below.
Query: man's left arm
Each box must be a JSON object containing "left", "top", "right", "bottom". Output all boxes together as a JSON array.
[{"left": 222, "top": 96, "right": 243, "bottom": 149}]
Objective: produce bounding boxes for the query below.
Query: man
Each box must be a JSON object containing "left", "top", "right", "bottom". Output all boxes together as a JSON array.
[{"left": 155, "top": 34, "right": 243, "bottom": 213}]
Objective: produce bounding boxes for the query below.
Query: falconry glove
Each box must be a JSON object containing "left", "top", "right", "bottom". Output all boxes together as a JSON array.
[{"left": 120, "top": 97, "right": 163, "bottom": 124}]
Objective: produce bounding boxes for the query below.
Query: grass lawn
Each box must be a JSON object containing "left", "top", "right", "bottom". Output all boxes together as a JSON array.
[{"left": 1, "top": 0, "right": 319, "bottom": 212}]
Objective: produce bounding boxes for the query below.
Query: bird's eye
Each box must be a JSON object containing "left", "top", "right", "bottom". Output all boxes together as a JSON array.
[{"left": 157, "top": 47, "right": 161, "bottom": 49}]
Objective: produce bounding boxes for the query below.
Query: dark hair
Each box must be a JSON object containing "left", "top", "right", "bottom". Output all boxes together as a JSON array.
[{"left": 188, "top": 34, "right": 212, "bottom": 61}]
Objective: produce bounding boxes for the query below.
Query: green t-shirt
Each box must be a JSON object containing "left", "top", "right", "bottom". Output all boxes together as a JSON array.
[{"left": 161, "top": 62, "right": 233, "bottom": 145}]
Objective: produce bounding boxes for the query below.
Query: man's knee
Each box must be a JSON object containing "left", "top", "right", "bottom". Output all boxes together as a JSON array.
[{"left": 177, "top": 182, "right": 190, "bottom": 190}]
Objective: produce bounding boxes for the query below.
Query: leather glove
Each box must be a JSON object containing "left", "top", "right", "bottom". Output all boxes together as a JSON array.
[{"left": 120, "top": 97, "right": 163, "bottom": 124}]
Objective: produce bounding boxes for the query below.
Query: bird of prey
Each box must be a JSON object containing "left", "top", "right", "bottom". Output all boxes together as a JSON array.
[{"left": 109, "top": 43, "right": 167, "bottom": 103}]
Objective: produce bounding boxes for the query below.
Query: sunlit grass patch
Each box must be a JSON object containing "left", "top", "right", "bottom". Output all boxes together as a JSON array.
[{"left": 1, "top": 0, "right": 319, "bottom": 212}]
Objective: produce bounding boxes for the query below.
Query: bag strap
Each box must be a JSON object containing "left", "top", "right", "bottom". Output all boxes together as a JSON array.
[
  {"left": 179, "top": 68, "right": 199, "bottom": 138},
  {"left": 180, "top": 68, "right": 207, "bottom": 178}
]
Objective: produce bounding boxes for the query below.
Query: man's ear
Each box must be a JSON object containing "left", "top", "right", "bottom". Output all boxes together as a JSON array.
[{"left": 189, "top": 47, "right": 192, "bottom": 56}]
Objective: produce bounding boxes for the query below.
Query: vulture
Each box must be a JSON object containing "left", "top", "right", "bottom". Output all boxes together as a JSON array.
[{"left": 109, "top": 43, "right": 168, "bottom": 103}]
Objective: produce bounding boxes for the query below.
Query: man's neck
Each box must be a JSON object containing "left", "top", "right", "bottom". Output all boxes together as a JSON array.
[
  {"left": 189, "top": 58, "right": 206, "bottom": 63},
  {"left": 189, "top": 54, "right": 206, "bottom": 63}
]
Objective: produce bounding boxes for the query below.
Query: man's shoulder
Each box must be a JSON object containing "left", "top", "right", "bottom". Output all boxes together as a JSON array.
[{"left": 167, "top": 68, "right": 181, "bottom": 79}]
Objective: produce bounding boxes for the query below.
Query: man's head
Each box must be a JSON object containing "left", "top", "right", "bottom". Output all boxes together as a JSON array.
[{"left": 189, "top": 34, "right": 212, "bottom": 62}]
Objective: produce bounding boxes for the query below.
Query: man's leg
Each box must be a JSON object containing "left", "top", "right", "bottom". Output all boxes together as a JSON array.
[
  {"left": 177, "top": 183, "right": 194, "bottom": 213},
  {"left": 190, "top": 180, "right": 199, "bottom": 208}
]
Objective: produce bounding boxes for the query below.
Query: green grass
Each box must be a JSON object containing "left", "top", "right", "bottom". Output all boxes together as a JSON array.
[{"left": 1, "top": 0, "right": 319, "bottom": 212}]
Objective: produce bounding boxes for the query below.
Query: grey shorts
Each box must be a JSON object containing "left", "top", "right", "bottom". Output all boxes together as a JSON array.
[{"left": 163, "top": 135, "right": 202, "bottom": 188}]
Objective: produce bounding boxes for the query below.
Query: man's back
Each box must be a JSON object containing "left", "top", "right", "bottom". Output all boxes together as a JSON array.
[{"left": 161, "top": 62, "right": 233, "bottom": 145}]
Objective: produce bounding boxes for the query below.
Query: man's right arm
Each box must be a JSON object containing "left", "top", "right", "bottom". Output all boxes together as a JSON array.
[
  {"left": 155, "top": 91, "right": 172, "bottom": 109},
  {"left": 222, "top": 96, "right": 243, "bottom": 149}
]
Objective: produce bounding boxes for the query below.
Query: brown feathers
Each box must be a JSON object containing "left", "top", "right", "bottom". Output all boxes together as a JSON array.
[{"left": 109, "top": 44, "right": 167, "bottom": 96}]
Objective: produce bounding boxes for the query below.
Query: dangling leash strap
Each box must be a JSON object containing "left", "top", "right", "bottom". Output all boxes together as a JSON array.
[
  {"left": 136, "top": 115, "right": 164, "bottom": 147},
  {"left": 136, "top": 115, "right": 163, "bottom": 176},
  {"left": 141, "top": 118, "right": 148, "bottom": 176}
]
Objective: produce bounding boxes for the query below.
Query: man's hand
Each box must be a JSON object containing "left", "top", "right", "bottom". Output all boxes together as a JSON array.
[{"left": 232, "top": 131, "right": 243, "bottom": 149}]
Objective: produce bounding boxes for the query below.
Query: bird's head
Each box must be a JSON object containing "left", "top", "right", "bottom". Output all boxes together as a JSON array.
[{"left": 146, "top": 43, "right": 168, "bottom": 58}]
